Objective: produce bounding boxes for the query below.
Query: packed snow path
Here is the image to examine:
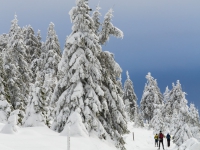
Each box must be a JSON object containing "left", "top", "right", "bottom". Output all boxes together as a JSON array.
[{"left": 124, "top": 122, "right": 176, "bottom": 150}]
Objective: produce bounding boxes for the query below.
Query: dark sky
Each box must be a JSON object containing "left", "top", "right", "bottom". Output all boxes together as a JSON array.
[{"left": 1, "top": 0, "right": 200, "bottom": 109}]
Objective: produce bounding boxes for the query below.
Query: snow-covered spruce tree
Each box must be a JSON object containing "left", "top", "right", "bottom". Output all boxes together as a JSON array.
[
  {"left": 123, "top": 71, "right": 137, "bottom": 121},
  {"left": 0, "top": 95, "right": 12, "bottom": 123},
  {"left": 30, "top": 30, "right": 43, "bottom": 83},
  {"left": 1, "top": 109, "right": 20, "bottom": 134},
  {"left": 3, "top": 15, "right": 32, "bottom": 124},
  {"left": 173, "top": 113, "right": 193, "bottom": 146},
  {"left": 92, "top": 4, "right": 101, "bottom": 35},
  {"left": 171, "top": 91, "right": 193, "bottom": 146},
  {"left": 0, "top": 34, "right": 8, "bottom": 52},
  {"left": 97, "top": 51, "right": 128, "bottom": 148},
  {"left": 42, "top": 22, "right": 61, "bottom": 125},
  {"left": 0, "top": 45, "right": 12, "bottom": 123},
  {"left": 134, "top": 105, "right": 144, "bottom": 127},
  {"left": 99, "top": 8, "right": 123, "bottom": 45},
  {"left": 189, "top": 103, "right": 200, "bottom": 126},
  {"left": 23, "top": 72, "right": 50, "bottom": 127},
  {"left": 140, "top": 72, "right": 163, "bottom": 123},
  {"left": 150, "top": 105, "right": 165, "bottom": 134},
  {"left": 51, "top": 1, "right": 127, "bottom": 149},
  {"left": 165, "top": 80, "right": 187, "bottom": 116}
]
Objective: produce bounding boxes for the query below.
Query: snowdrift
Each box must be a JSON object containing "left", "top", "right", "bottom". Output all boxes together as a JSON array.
[{"left": 178, "top": 138, "right": 200, "bottom": 150}]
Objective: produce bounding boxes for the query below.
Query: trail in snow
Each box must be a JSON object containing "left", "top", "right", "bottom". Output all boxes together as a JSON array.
[{"left": 124, "top": 122, "right": 176, "bottom": 150}]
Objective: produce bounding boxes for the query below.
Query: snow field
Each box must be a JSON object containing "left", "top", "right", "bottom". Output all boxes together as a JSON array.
[
  {"left": 0, "top": 123, "right": 116, "bottom": 150},
  {"left": 0, "top": 122, "right": 199, "bottom": 150}
]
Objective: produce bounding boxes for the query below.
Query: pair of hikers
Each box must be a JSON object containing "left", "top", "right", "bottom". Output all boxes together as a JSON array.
[{"left": 154, "top": 131, "right": 171, "bottom": 150}]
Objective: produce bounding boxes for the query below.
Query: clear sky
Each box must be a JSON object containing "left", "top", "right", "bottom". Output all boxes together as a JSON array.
[{"left": 1, "top": 0, "right": 200, "bottom": 109}]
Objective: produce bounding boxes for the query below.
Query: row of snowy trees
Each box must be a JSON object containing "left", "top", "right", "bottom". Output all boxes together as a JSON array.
[
  {"left": 0, "top": 0, "right": 131, "bottom": 149},
  {"left": 0, "top": 0, "right": 199, "bottom": 149},
  {"left": 140, "top": 72, "right": 200, "bottom": 146}
]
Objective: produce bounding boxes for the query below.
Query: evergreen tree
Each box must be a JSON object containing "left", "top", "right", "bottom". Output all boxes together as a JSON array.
[
  {"left": 140, "top": 72, "right": 163, "bottom": 123},
  {"left": 42, "top": 22, "right": 61, "bottom": 125},
  {"left": 30, "top": 30, "right": 43, "bottom": 83},
  {"left": 189, "top": 103, "right": 200, "bottom": 126},
  {"left": 23, "top": 72, "right": 49, "bottom": 127},
  {"left": 173, "top": 113, "right": 193, "bottom": 146},
  {"left": 150, "top": 105, "right": 164, "bottom": 134},
  {"left": 51, "top": 1, "right": 127, "bottom": 149},
  {"left": 99, "top": 9, "right": 123, "bottom": 45},
  {"left": 92, "top": 4, "right": 101, "bottom": 35},
  {"left": 3, "top": 15, "right": 32, "bottom": 124},
  {"left": 165, "top": 80, "right": 187, "bottom": 116},
  {"left": 134, "top": 105, "right": 144, "bottom": 128},
  {"left": 0, "top": 34, "right": 8, "bottom": 52},
  {"left": 0, "top": 95, "right": 12, "bottom": 123},
  {"left": 123, "top": 71, "right": 137, "bottom": 121}
]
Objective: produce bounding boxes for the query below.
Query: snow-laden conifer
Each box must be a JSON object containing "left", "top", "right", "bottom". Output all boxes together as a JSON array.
[
  {"left": 123, "top": 71, "right": 137, "bottom": 121},
  {"left": 165, "top": 81, "right": 188, "bottom": 116},
  {"left": 23, "top": 73, "right": 50, "bottom": 127},
  {"left": 134, "top": 106, "right": 144, "bottom": 128},
  {"left": 97, "top": 50, "right": 128, "bottom": 148},
  {"left": 30, "top": 30, "right": 43, "bottom": 83},
  {"left": 0, "top": 95, "right": 12, "bottom": 123},
  {"left": 0, "top": 34, "right": 8, "bottom": 52},
  {"left": 1, "top": 110, "right": 20, "bottom": 134},
  {"left": 150, "top": 105, "right": 164, "bottom": 134},
  {"left": 3, "top": 15, "right": 32, "bottom": 124},
  {"left": 140, "top": 72, "right": 163, "bottom": 123},
  {"left": 51, "top": 1, "right": 127, "bottom": 149},
  {"left": 92, "top": 4, "right": 101, "bottom": 35},
  {"left": 189, "top": 103, "right": 200, "bottom": 126},
  {"left": 99, "top": 9, "right": 123, "bottom": 45},
  {"left": 173, "top": 113, "right": 193, "bottom": 146}
]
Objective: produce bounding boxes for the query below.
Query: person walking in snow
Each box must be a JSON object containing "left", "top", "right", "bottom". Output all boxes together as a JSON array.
[
  {"left": 154, "top": 134, "right": 158, "bottom": 147},
  {"left": 166, "top": 133, "right": 171, "bottom": 147},
  {"left": 158, "top": 131, "right": 165, "bottom": 150}
]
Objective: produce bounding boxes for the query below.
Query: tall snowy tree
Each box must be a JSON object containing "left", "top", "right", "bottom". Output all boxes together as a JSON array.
[
  {"left": 0, "top": 95, "right": 12, "bottom": 123},
  {"left": 140, "top": 72, "right": 163, "bottom": 123},
  {"left": 51, "top": 1, "right": 127, "bottom": 149},
  {"left": 23, "top": 72, "right": 50, "bottom": 127},
  {"left": 0, "top": 34, "right": 8, "bottom": 52},
  {"left": 92, "top": 4, "right": 101, "bottom": 35},
  {"left": 123, "top": 71, "right": 137, "bottom": 121},
  {"left": 150, "top": 105, "right": 165, "bottom": 134},
  {"left": 134, "top": 105, "right": 144, "bottom": 128},
  {"left": 189, "top": 103, "right": 200, "bottom": 126},
  {"left": 99, "top": 8, "right": 123, "bottom": 45},
  {"left": 3, "top": 15, "right": 32, "bottom": 124},
  {"left": 30, "top": 30, "right": 43, "bottom": 83}
]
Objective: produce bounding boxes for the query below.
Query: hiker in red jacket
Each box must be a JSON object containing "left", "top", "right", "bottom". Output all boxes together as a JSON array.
[{"left": 158, "top": 131, "right": 165, "bottom": 150}]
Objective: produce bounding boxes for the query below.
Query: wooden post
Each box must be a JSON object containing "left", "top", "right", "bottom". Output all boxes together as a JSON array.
[
  {"left": 133, "top": 132, "right": 134, "bottom": 141},
  {"left": 67, "top": 125, "right": 70, "bottom": 150}
]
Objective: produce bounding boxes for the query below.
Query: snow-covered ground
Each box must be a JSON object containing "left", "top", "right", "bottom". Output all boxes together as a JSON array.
[{"left": 0, "top": 122, "right": 199, "bottom": 150}]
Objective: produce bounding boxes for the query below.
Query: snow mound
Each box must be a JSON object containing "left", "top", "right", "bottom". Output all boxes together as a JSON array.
[
  {"left": 178, "top": 138, "right": 200, "bottom": 150},
  {"left": 0, "top": 144, "right": 14, "bottom": 150},
  {"left": 1, "top": 124, "right": 19, "bottom": 134},
  {"left": 61, "top": 111, "right": 88, "bottom": 137}
]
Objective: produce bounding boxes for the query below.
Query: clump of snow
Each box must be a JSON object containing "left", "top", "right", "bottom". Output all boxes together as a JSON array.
[
  {"left": 178, "top": 138, "right": 200, "bottom": 150},
  {"left": 1, "top": 110, "right": 19, "bottom": 134},
  {"left": 61, "top": 110, "right": 88, "bottom": 137}
]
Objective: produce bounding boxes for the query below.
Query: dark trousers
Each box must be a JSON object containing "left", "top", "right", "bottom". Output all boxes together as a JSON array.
[
  {"left": 155, "top": 139, "right": 158, "bottom": 146},
  {"left": 159, "top": 139, "right": 164, "bottom": 149},
  {"left": 167, "top": 139, "right": 170, "bottom": 147}
]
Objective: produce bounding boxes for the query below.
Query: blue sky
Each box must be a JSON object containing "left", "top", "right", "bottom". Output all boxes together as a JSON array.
[{"left": 1, "top": 0, "right": 200, "bottom": 109}]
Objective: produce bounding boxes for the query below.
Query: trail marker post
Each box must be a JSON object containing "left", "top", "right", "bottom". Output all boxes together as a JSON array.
[
  {"left": 67, "top": 124, "right": 71, "bottom": 150},
  {"left": 133, "top": 132, "right": 134, "bottom": 141}
]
